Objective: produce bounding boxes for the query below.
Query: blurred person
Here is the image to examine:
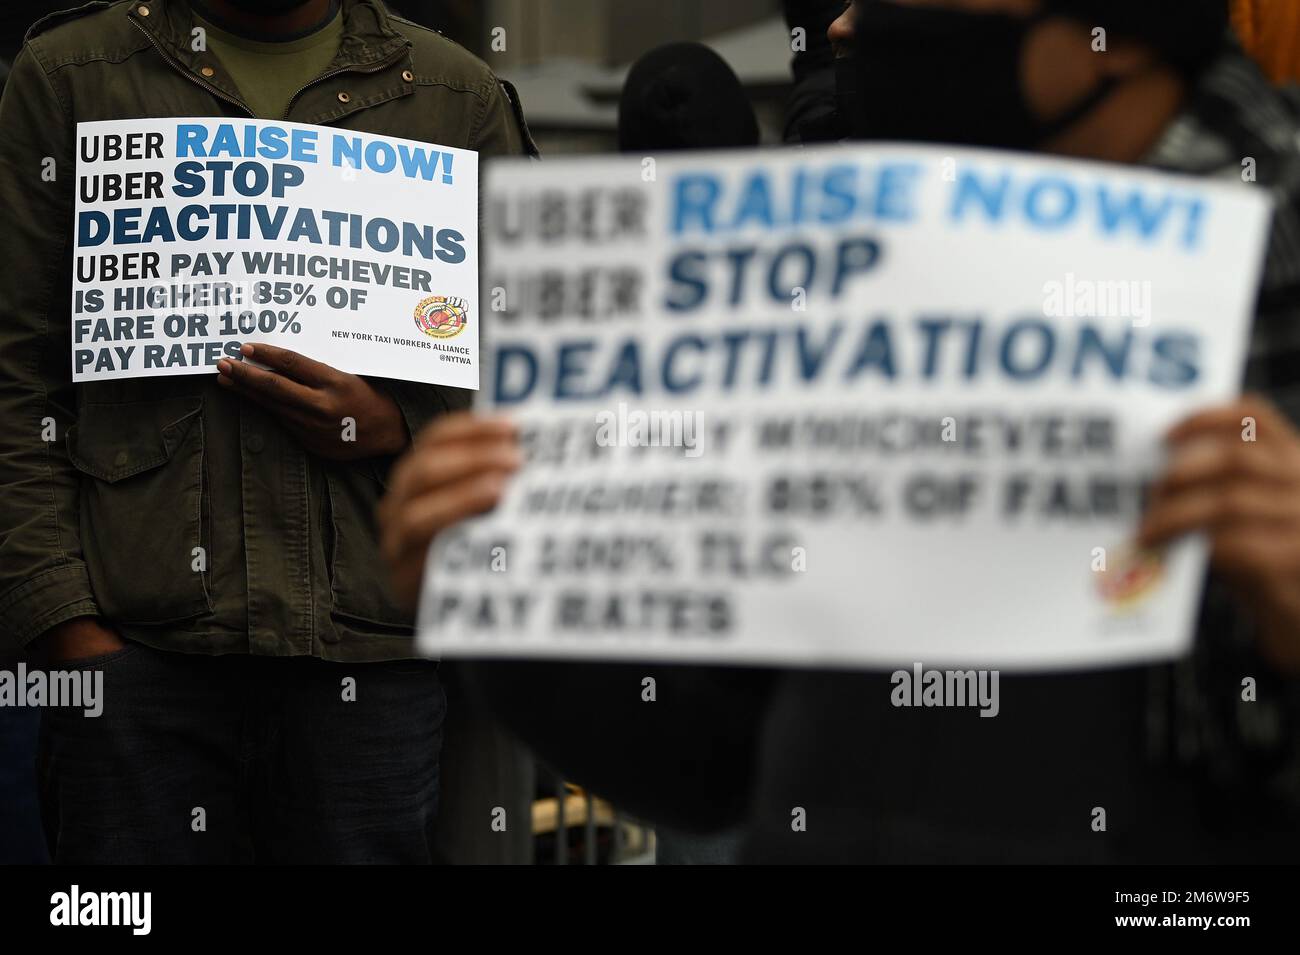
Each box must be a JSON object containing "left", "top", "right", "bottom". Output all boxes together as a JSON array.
[
  {"left": 379, "top": 0, "right": 1300, "bottom": 863},
  {"left": 0, "top": 0, "right": 531, "bottom": 864}
]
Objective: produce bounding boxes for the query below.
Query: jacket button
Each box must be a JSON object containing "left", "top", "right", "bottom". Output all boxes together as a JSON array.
[
  {"left": 137, "top": 4, "right": 150, "bottom": 15},
  {"left": 200, "top": 66, "right": 215, "bottom": 78},
  {"left": 337, "top": 92, "right": 351, "bottom": 104},
  {"left": 402, "top": 70, "right": 414, "bottom": 83},
  {"left": 113, "top": 450, "right": 129, "bottom": 468},
  {"left": 247, "top": 434, "right": 264, "bottom": 453}
]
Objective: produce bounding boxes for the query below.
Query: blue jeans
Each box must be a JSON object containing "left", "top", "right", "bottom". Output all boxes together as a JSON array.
[{"left": 38, "top": 641, "right": 445, "bottom": 864}]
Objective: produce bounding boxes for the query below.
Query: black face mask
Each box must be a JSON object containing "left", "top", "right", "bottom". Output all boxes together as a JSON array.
[{"left": 850, "top": 1, "right": 1117, "bottom": 150}]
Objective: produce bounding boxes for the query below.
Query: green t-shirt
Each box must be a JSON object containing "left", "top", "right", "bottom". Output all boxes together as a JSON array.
[{"left": 195, "top": 7, "right": 344, "bottom": 120}]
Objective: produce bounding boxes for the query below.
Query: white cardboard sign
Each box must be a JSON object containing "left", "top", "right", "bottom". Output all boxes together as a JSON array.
[
  {"left": 419, "top": 144, "right": 1271, "bottom": 670},
  {"left": 73, "top": 118, "right": 479, "bottom": 387}
]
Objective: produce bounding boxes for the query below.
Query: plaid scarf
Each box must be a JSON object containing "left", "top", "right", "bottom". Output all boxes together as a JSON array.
[{"left": 1141, "top": 40, "right": 1300, "bottom": 812}]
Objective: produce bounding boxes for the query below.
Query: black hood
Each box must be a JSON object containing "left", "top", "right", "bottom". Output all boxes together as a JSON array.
[{"left": 618, "top": 42, "right": 760, "bottom": 153}]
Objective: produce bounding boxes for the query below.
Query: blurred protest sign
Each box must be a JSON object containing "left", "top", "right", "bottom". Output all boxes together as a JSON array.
[
  {"left": 419, "top": 145, "right": 1271, "bottom": 669},
  {"left": 72, "top": 118, "right": 478, "bottom": 387}
]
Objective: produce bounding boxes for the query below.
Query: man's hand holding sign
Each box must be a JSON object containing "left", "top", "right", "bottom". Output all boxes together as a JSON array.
[
  {"left": 378, "top": 414, "right": 522, "bottom": 608},
  {"left": 1141, "top": 396, "right": 1300, "bottom": 674},
  {"left": 217, "top": 343, "right": 408, "bottom": 459}
]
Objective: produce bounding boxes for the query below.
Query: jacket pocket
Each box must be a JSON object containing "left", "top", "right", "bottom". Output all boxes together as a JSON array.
[
  {"left": 67, "top": 397, "right": 211, "bottom": 625},
  {"left": 324, "top": 462, "right": 411, "bottom": 629}
]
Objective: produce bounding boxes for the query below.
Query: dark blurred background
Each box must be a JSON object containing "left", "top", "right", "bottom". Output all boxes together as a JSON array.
[{"left": 0, "top": 1, "right": 791, "bottom": 153}]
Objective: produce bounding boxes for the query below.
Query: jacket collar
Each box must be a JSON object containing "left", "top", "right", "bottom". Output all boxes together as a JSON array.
[
  {"left": 124, "top": 0, "right": 412, "bottom": 119},
  {"left": 127, "top": 0, "right": 410, "bottom": 74}
]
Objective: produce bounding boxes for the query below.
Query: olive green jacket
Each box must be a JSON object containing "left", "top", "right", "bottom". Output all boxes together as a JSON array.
[{"left": 0, "top": 0, "right": 532, "bottom": 660}]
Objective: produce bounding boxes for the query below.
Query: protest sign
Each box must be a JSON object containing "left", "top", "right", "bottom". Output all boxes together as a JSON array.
[
  {"left": 72, "top": 118, "right": 478, "bottom": 387},
  {"left": 418, "top": 145, "right": 1272, "bottom": 670}
]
